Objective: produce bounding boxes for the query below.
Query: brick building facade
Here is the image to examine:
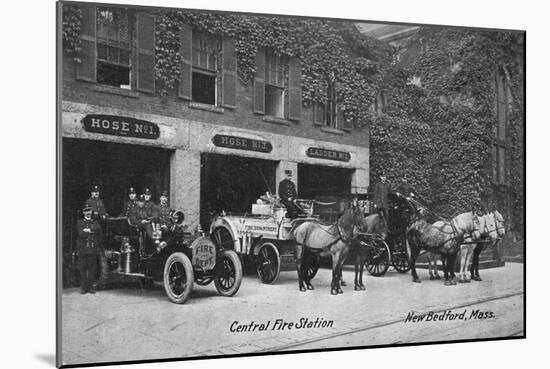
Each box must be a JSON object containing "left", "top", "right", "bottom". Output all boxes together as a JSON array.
[{"left": 60, "top": 4, "right": 371, "bottom": 253}]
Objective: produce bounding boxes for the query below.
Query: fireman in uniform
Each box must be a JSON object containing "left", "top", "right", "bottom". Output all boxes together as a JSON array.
[
  {"left": 121, "top": 187, "right": 140, "bottom": 247},
  {"left": 84, "top": 185, "right": 109, "bottom": 286},
  {"left": 85, "top": 185, "right": 108, "bottom": 220},
  {"left": 373, "top": 173, "right": 392, "bottom": 220},
  {"left": 166, "top": 211, "right": 188, "bottom": 247},
  {"left": 157, "top": 190, "right": 173, "bottom": 231},
  {"left": 76, "top": 204, "right": 103, "bottom": 294},
  {"left": 278, "top": 170, "right": 302, "bottom": 219}
]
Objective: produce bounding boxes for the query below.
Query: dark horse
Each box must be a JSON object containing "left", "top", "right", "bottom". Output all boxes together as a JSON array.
[
  {"left": 406, "top": 211, "right": 481, "bottom": 285},
  {"left": 293, "top": 200, "right": 367, "bottom": 295},
  {"left": 350, "top": 213, "right": 388, "bottom": 291}
]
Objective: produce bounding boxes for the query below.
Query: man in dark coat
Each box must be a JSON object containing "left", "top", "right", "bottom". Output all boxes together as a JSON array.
[
  {"left": 76, "top": 204, "right": 104, "bottom": 294},
  {"left": 156, "top": 190, "right": 173, "bottom": 230},
  {"left": 84, "top": 185, "right": 109, "bottom": 286},
  {"left": 373, "top": 173, "right": 391, "bottom": 220},
  {"left": 84, "top": 185, "right": 108, "bottom": 220},
  {"left": 278, "top": 170, "right": 301, "bottom": 219},
  {"left": 121, "top": 187, "right": 140, "bottom": 247},
  {"left": 395, "top": 176, "right": 428, "bottom": 206}
]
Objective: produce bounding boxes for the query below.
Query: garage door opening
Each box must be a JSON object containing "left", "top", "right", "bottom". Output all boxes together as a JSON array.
[
  {"left": 200, "top": 153, "right": 277, "bottom": 229},
  {"left": 62, "top": 138, "right": 172, "bottom": 255},
  {"left": 298, "top": 164, "right": 353, "bottom": 198}
]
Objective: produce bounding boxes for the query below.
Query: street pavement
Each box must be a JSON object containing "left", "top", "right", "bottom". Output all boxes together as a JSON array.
[{"left": 60, "top": 263, "right": 524, "bottom": 366}]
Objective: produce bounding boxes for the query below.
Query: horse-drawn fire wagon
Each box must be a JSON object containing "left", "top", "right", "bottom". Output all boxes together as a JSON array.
[
  {"left": 96, "top": 216, "right": 243, "bottom": 304},
  {"left": 209, "top": 196, "right": 321, "bottom": 284}
]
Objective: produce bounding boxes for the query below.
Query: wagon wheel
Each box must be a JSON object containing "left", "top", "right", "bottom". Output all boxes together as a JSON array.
[
  {"left": 391, "top": 242, "right": 411, "bottom": 273},
  {"left": 366, "top": 239, "right": 391, "bottom": 277},
  {"left": 302, "top": 252, "right": 319, "bottom": 280},
  {"left": 163, "top": 252, "right": 194, "bottom": 304},
  {"left": 211, "top": 227, "right": 235, "bottom": 250},
  {"left": 214, "top": 250, "right": 243, "bottom": 297},
  {"left": 256, "top": 242, "right": 281, "bottom": 284}
]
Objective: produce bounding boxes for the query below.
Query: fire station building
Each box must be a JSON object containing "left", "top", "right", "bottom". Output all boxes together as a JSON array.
[{"left": 60, "top": 4, "right": 370, "bottom": 244}]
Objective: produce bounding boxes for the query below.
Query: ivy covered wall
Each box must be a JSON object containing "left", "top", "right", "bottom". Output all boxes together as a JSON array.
[{"left": 62, "top": 5, "right": 524, "bottom": 233}]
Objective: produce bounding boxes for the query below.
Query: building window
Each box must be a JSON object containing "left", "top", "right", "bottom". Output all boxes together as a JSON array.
[
  {"left": 265, "top": 51, "right": 287, "bottom": 118},
  {"left": 191, "top": 32, "right": 221, "bottom": 105},
  {"left": 96, "top": 8, "right": 132, "bottom": 89}
]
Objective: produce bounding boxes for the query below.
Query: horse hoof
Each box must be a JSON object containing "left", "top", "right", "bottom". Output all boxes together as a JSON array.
[
  {"left": 354, "top": 285, "right": 361, "bottom": 291},
  {"left": 473, "top": 276, "right": 482, "bottom": 281},
  {"left": 340, "top": 281, "right": 347, "bottom": 287},
  {"left": 429, "top": 275, "right": 435, "bottom": 280},
  {"left": 451, "top": 279, "right": 457, "bottom": 285},
  {"left": 331, "top": 289, "right": 338, "bottom": 295},
  {"left": 307, "top": 284, "right": 314, "bottom": 290},
  {"left": 360, "top": 285, "right": 366, "bottom": 291},
  {"left": 444, "top": 280, "right": 451, "bottom": 286},
  {"left": 413, "top": 278, "right": 421, "bottom": 283},
  {"left": 338, "top": 289, "right": 343, "bottom": 294},
  {"left": 299, "top": 286, "right": 307, "bottom": 292}
]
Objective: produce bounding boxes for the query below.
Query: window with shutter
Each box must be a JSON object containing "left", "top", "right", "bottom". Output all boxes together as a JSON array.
[
  {"left": 95, "top": 7, "right": 132, "bottom": 89},
  {"left": 222, "top": 38, "right": 236, "bottom": 108},
  {"left": 190, "top": 32, "right": 221, "bottom": 105},
  {"left": 76, "top": 4, "right": 97, "bottom": 82},
  {"left": 136, "top": 12, "right": 155, "bottom": 93},
  {"left": 253, "top": 49, "right": 266, "bottom": 114},
  {"left": 265, "top": 50, "right": 286, "bottom": 118}
]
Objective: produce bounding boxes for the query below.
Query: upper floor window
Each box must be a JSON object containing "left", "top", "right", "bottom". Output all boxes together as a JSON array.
[
  {"left": 253, "top": 48, "right": 301, "bottom": 121},
  {"left": 75, "top": 4, "right": 155, "bottom": 93},
  {"left": 191, "top": 32, "right": 221, "bottom": 105},
  {"left": 96, "top": 8, "right": 131, "bottom": 88},
  {"left": 178, "top": 26, "right": 236, "bottom": 108},
  {"left": 312, "top": 80, "right": 352, "bottom": 131}
]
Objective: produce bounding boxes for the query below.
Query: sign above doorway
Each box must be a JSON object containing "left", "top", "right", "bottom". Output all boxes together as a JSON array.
[
  {"left": 212, "top": 134, "right": 273, "bottom": 153},
  {"left": 82, "top": 114, "right": 160, "bottom": 140},
  {"left": 306, "top": 147, "right": 351, "bottom": 162}
]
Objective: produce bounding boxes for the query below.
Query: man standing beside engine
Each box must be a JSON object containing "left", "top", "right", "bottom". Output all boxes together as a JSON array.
[
  {"left": 84, "top": 184, "right": 109, "bottom": 287},
  {"left": 77, "top": 204, "right": 104, "bottom": 294},
  {"left": 121, "top": 187, "right": 140, "bottom": 247},
  {"left": 157, "top": 190, "right": 173, "bottom": 231},
  {"left": 373, "top": 173, "right": 392, "bottom": 220}
]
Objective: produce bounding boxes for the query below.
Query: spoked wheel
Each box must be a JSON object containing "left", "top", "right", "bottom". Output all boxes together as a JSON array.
[
  {"left": 256, "top": 242, "right": 281, "bottom": 284},
  {"left": 392, "top": 243, "right": 411, "bottom": 273},
  {"left": 163, "top": 252, "right": 194, "bottom": 304},
  {"left": 211, "top": 227, "right": 235, "bottom": 250},
  {"left": 366, "top": 240, "right": 391, "bottom": 277},
  {"left": 302, "top": 252, "right": 319, "bottom": 280},
  {"left": 214, "top": 250, "right": 243, "bottom": 297}
]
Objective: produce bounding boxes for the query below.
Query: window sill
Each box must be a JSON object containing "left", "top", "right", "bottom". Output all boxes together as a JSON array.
[
  {"left": 262, "top": 115, "right": 292, "bottom": 126},
  {"left": 91, "top": 84, "right": 139, "bottom": 98},
  {"left": 189, "top": 102, "right": 225, "bottom": 114},
  {"left": 320, "top": 127, "right": 345, "bottom": 135}
]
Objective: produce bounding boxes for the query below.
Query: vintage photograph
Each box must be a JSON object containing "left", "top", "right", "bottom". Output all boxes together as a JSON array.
[{"left": 57, "top": 0, "right": 525, "bottom": 366}]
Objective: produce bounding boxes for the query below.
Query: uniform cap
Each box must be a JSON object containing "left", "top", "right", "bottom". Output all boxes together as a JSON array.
[
  {"left": 83, "top": 204, "right": 93, "bottom": 212},
  {"left": 160, "top": 190, "right": 168, "bottom": 197},
  {"left": 128, "top": 187, "right": 136, "bottom": 194},
  {"left": 139, "top": 194, "right": 146, "bottom": 201},
  {"left": 144, "top": 188, "right": 152, "bottom": 195},
  {"left": 284, "top": 170, "right": 293, "bottom": 176},
  {"left": 91, "top": 185, "right": 100, "bottom": 192}
]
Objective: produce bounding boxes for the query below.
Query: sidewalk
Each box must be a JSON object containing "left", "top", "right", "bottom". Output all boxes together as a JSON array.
[{"left": 60, "top": 262, "right": 524, "bottom": 366}]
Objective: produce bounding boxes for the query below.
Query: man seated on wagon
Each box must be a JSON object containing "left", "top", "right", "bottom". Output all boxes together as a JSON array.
[{"left": 278, "top": 170, "right": 305, "bottom": 219}]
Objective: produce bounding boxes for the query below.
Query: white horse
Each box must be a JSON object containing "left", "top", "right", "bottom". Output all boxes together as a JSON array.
[
  {"left": 457, "top": 213, "right": 498, "bottom": 283},
  {"left": 469, "top": 210, "right": 505, "bottom": 281}
]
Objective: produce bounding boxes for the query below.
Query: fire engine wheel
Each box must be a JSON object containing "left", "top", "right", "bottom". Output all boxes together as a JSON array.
[
  {"left": 214, "top": 250, "right": 243, "bottom": 297},
  {"left": 366, "top": 240, "right": 391, "bottom": 277},
  {"left": 256, "top": 242, "right": 281, "bottom": 284},
  {"left": 211, "top": 227, "right": 235, "bottom": 250},
  {"left": 163, "top": 252, "right": 194, "bottom": 304}
]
